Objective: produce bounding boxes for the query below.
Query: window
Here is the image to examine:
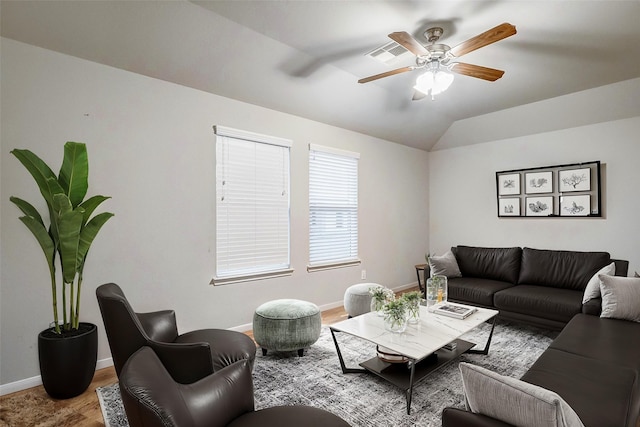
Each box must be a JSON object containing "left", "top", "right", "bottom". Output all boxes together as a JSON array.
[
  {"left": 213, "top": 126, "right": 292, "bottom": 284},
  {"left": 308, "top": 144, "right": 360, "bottom": 271}
]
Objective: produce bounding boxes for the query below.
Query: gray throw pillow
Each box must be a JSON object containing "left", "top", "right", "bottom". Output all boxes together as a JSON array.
[
  {"left": 459, "top": 363, "right": 584, "bottom": 427},
  {"left": 582, "top": 262, "right": 615, "bottom": 303},
  {"left": 428, "top": 250, "right": 462, "bottom": 278},
  {"left": 599, "top": 275, "right": 640, "bottom": 322}
]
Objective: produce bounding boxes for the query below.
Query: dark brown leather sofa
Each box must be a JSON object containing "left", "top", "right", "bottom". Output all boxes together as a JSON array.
[
  {"left": 441, "top": 246, "right": 639, "bottom": 427},
  {"left": 443, "top": 313, "right": 640, "bottom": 427},
  {"left": 446, "top": 246, "right": 628, "bottom": 330},
  {"left": 119, "top": 346, "right": 351, "bottom": 427}
]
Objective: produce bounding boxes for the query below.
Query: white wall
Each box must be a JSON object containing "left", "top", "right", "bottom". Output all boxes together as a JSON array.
[
  {"left": 429, "top": 115, "right": 640, "bottom": 272},
  {"left": 0, "top": 38, "right": 430, "bottom": 388}
]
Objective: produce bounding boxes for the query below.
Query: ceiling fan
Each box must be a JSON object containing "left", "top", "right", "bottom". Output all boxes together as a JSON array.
[{"left": 358, "top": 23, "right": 517, "bottom": 100}]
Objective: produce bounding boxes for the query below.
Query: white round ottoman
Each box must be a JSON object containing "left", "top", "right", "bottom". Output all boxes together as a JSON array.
[
  {"left": 343, "top": 283, "right": 381, "bottom": 318},
  {"left": 253, "top": 299, "right": 321, "bottom": 357}
]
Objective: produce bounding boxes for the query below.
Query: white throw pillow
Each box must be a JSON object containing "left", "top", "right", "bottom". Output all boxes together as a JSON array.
[
  {"left": 428, "top": 250, "right": 462, "bottom": 278},
  {"left": 459, "top": 363, "right": 584, "bottom": 427},
  {"left": 582, "top": 262, "right": 615, "bottom": 303},
  {"left": 599, "top": 275, "right": 640, "bottom": 322}
]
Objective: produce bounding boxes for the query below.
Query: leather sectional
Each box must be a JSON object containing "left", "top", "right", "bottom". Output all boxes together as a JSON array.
[
  {"left": 440, "top": 246, "right": 639, "bottom": 427},
  {"left": 446, "top": 245, "right": 628, "bottom": 330}
]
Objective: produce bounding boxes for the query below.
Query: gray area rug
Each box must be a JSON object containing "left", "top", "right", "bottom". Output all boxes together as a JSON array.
[{"left": 97, "top": 321, "right": 557, "bottom": 427}]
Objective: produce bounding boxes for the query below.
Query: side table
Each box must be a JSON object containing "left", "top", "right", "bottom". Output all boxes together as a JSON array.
[{"left": 414, "top": 263, "right": 429, "bottom": 296}]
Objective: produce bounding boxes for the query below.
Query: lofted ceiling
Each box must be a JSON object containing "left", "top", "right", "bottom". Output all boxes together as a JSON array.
[{"left": 2, "top": 1, "right": 640, "bottom": 151}]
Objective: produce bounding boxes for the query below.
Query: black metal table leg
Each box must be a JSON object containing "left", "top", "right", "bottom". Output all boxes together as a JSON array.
[
  {"left": 467, "top": 316, "right": 497, "bottom": 355},
  {"left": 330, "top": 328, "right": 366, "bottom": 374},
  {"left": 405, "top": 360, "right": 417, "bottom": 414}
]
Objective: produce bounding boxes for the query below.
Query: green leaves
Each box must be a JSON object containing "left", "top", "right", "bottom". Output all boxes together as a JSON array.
[
  {"left": 10, "top": 148, "right": 59, "bottom": 205},
  {"left": 58, "top": 142, "right": 88, "bottom": 207},
  {"left": 10, "top": 142, "right": 113, "bottom": 333}
]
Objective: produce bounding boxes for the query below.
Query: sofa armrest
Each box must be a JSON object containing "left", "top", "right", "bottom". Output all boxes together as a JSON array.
[
  {"left": 582, "top": 298, "right": 602, "bottom": 316},
  {"left": 612, "top": 259, "right": 629, "bottom": 277},
  {"left": 442, "top": 407, "right": 516, "bottom": 427},
  {"left": 137, "top": 310, "right": 179, "bottom": 342}
]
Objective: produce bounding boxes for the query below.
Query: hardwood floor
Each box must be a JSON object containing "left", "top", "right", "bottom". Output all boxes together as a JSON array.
[{"left": 0, "top": 289, "right": 414, "bottom": 426}]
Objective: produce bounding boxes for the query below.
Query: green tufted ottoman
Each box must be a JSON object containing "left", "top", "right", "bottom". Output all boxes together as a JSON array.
[{"left": 253, "top": 299, "right": 321, "bottom": 357}]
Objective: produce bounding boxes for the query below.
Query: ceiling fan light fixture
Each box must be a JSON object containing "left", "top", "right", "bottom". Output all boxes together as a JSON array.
[{"left": 414, "top": 63, "right": 454, "bottom": 100}]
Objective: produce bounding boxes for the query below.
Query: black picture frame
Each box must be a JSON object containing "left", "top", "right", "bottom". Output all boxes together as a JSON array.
[{"left": 496, "top": 161, "right": 601, "bottom": 218}]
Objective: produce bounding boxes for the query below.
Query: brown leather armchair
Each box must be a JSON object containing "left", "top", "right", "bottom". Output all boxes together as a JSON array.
[
  {"left": 120, "top": 346, "right": 351, "bottom": 427},
  {"left": 96, "top": 283, "right": 256, "bottom": 384}
]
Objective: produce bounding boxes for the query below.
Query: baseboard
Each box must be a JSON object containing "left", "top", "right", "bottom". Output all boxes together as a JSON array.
[
  {"left": 0, "top": 356, "right": 115, "bottom": 397},
  {"left": 1, "top": 281, "right": 419, "bottom": 396}
]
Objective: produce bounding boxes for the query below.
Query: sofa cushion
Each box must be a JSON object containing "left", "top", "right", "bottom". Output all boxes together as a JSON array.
[
  {"left": 494, "top": 286, "right": 582, "bottom": 323},
  {"left": 518, "top": 248, "right": 610, "bottom": 290},
  {"left": 599, "top": 275, "right": 640, "bottom": 322},
  {"left": 548, "top": 314, "right": 640, "bottom": 370},
  {"left": 452, "top": 246, "right": 522, "bottom": 284},
  {"left": 428, "top": 250, "right": 462, "bottom": 278},
  {"left": 582, "top": 262, "right": 615, "bottom": 303},
  {"left": 521, "top": 348, "right": 639, "bottom": 427},
  {"left": 447, "top": 277, "right": 514, "bottom": 307},
  {"left": 459, "top": 363, "right": 584, "bottom": 427}
]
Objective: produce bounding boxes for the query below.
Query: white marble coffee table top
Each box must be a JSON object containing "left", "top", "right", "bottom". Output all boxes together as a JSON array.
[{"left": 330, "top": 305, "right": 498, "bottom": 362}]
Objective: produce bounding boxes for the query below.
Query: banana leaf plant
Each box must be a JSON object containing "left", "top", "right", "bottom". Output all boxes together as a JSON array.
[{"left": 10, "top": 142, "right": 113, "bottom": 334}]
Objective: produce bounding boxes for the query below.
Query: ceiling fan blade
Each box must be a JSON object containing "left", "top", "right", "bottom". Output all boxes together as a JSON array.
[
  {"left": 412, "top": 90, "right": 427, "bottom": 101},
  {"left": 450, "top": 62, "right": 505, "bottom": 81},
  {"left": 450, "top": 23, "right": 516, "bottom": 57},
  {"left": 388, "top": 31, "right": 429, "bottom": 57},
  {"left": 358, "top": 66, "right": 414, "bottom": 84}
]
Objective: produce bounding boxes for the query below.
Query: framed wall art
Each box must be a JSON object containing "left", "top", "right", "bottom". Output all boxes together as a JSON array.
[
  {"left": 497, "top": 173, "right": 520, "bottom": 195},
  {"left": 526, "top": 196, "right": 553, "bottom": 216},
  {"left": 495, "top": 161, "right": 601, "bottom": 218},
  {"left": 559, "top": 167, "right": 591, "bottom": 192},
  {"left": 498, "top": 198, "right": 520, "bottom": 216},
  {"left": 561, "top": 195, "right": 591, "bottom": 216},
  {"left": 525, "top": 171, "right": 553, "bottom": 194}
]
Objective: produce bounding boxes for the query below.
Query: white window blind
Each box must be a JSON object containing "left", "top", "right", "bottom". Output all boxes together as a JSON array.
[
  {"left": 214, "top": 126, "right": 291, "bottom": 283},
  {"left": 308, "top": 144, "right": 360, "bottom": 269}
]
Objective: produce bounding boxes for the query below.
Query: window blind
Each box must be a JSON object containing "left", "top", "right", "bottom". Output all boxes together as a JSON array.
[
  {"left": 214, "top": 126, "right": 291, "bottom": 282},
  {"left": 308, "top": 144, "right": 359, "bottom": 269}
]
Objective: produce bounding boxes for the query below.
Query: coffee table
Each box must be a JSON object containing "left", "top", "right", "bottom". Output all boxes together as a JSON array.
[{"left": 329, "top": 304, "right": 498, "bottom": 414}]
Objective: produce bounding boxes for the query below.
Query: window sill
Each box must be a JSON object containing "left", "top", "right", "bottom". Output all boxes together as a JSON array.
[
  {"left": 211, "top": 268, "right": 294, "bottom": 286},
  {"left": 307, "top": 259, "right": 361, "bottom": 273}
]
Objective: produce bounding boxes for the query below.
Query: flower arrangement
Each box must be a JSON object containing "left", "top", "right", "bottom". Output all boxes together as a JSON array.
[
  {"left": 369, "top": 285, "right": 394, "bottom": 315},
  {"left": 401, "top": 291, "right": 422, "bottom": 323},
  {"left": 370, "top": 285, "right": 394, "bottom": 302},
  {"left": 382, "top": 298, "right": 408, "bottom": 333}
]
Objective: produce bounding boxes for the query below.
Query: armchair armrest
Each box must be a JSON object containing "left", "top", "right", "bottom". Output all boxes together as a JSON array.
[
  {"left": 137, "top": 310, "right": 178, "bottom": 342},
  {"left": 182, "top": 359, "right": 255, "bottom": 426},
  {"left": 151, "top": 340, "right": 215, "bottom": 384},
  {"left": 442, "top": 407, "right": 515, "bottom": 427}
]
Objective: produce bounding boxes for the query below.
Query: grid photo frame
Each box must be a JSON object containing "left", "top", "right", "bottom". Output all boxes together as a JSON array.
[{"left": 496, "top": 161, "right": 601, "bottom": 218}]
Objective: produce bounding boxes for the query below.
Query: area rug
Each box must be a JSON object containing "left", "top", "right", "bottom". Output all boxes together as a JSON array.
[{"left": 97, "top": 321, "right": 557, "bottom": 427}]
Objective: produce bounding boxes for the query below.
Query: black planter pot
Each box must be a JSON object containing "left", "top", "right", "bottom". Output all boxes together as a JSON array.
[{"left": 38, "top": 322, "right": 98, "bottom": 399}]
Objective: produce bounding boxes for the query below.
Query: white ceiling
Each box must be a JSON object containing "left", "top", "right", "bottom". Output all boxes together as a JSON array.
[{"left": 2, "top": 0, "right": 640, "bottom": 151}]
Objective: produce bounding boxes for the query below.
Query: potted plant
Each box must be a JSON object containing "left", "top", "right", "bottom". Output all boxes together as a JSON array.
[
  {"left": 382, "top": 297, "right": 408, "bottom": 333},
  {"left": 369, "top": 285, "right": 394, "bottom": 316},
  {"left": 10, "top": 141, "right": 114, "bottom": 399},
  {"left": 401, "top": 291, "right": 422, "bottom": 324}
]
